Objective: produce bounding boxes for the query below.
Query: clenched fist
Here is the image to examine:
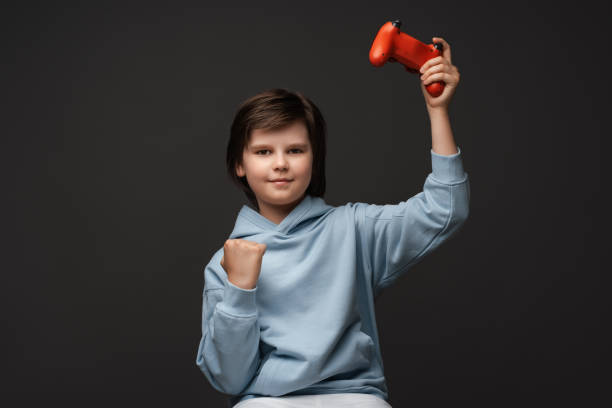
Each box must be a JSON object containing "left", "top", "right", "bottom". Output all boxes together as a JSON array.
[{"left": 220, "top": 239, "right": 267, "bottom": 290}]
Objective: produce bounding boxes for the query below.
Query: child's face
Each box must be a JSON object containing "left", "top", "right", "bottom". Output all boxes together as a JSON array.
[{"left": 236, "top": 120, "right": 313, "bottom": 210}]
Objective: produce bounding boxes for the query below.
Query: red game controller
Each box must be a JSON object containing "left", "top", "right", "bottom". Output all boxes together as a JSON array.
[{"left": 369, "top": 20, "right": 445, "bottom": 97}]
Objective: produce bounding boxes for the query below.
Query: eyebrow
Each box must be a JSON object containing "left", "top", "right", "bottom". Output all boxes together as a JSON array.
[{"left": 249, "top": 143, "right": 309, "bottom": 150}]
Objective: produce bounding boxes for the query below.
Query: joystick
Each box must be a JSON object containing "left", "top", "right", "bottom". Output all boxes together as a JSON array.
[{"left": 369, "top": 20, "right": 445, "bottom": 97}]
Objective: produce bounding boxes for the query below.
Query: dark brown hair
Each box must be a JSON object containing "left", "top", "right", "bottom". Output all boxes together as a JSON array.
[{"left": 226, "top": 88, "right": 327, "bottom": 211}]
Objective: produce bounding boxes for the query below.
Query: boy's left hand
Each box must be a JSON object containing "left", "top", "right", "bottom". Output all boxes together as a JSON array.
[{"left": 419, "top": 37, "right": 460, "bottom": 110}]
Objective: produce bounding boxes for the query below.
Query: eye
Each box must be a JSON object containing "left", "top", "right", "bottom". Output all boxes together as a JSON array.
[{"left": 255, "top": 149, "right": 303, "bottom": 155}]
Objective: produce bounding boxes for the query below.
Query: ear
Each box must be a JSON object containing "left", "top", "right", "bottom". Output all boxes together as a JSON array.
[{"left": 235, "top": 163, "right": 245, "bottom": 178}]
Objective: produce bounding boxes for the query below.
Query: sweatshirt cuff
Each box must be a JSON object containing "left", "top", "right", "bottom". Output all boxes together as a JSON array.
[
  {"left": 218, "top": 278, "right": 258, "bottom": 317},
  {"left": 430, "top": 145, "right": 466, "bottom": 183}
]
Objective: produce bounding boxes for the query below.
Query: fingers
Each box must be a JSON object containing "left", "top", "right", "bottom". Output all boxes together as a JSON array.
[
  {"left": 420, "top": 60, "right": 454, "bottom": 81},
  {"left": 419, "top": 56, "right": 446, "bottom": 74},
  {"left": 224, "top": 238, "right": 267, "bottom": 253},
  {"left": 422, "top": 67, "right": 460, "bottom": 86},
  {"left": 422, "top": 72, "right": 453, "bottom": 86},
  {"left": 420, "top": 50, "right": 459, "bottom": 86},
  {"left": 432, "top": 37, "right": 452, "bottom": 63},
  {"left": 420, "top": 63, "right": 444, "bottom": 81}
]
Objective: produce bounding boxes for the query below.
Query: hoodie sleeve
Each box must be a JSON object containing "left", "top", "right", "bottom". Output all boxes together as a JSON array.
[
  {"left": 355, "top": 146, "right": 470, "bottom": 295},
  {"left": 195, "top": 254, "right": 262, "bottom": 395}
]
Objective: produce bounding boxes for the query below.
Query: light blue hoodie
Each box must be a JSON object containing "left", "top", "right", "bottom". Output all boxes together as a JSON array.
[{"left": 196, "top": 147, "right": 470, "bottom": 407}]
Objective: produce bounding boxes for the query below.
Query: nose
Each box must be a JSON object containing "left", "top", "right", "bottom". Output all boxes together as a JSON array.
[{"left": 273, "top": 151, "right": 289, "bottom": 170}]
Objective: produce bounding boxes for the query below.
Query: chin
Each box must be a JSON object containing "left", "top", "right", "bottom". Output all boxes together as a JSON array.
[
  {"left": 263, "top": 189, "right": 305, "bottom": 203},
  {"left": 266, "top": 193, "right": 300, "bottom": 202}
]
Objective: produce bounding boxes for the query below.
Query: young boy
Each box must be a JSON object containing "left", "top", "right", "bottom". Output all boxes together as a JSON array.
[{"left": 196, "top": 37, "right": 468, "bottom": 408}]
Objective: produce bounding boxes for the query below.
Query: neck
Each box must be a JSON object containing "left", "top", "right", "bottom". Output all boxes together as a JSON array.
[{"left": 256, "top": 194, "right": 306, "bottom": 225}]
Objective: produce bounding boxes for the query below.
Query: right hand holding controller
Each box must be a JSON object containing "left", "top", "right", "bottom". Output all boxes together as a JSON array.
[
  {"left": 220, "top": 239, "right": 267, "bottom": 290},
  {"left": 369, "top": 20, "right": 446, "bottom": 97}
]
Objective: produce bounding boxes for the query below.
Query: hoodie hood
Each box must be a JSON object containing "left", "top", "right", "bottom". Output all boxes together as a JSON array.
[{"left": 229, "top": 194, "right": 335, "bottom": 238}]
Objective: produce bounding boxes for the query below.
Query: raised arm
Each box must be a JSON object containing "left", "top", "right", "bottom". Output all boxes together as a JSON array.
[{"left": 352, "top": 36, "right": 469, "bottom": 294}]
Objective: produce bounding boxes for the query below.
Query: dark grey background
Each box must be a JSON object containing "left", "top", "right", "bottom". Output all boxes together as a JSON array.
[{"left": 3, "top": 0, "right": 609, "bottom": 407}]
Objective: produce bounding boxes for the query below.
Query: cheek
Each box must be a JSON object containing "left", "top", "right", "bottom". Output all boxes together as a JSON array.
[
  {"left": 300, "top": 156, "right": 314, "bottom": 177},
  {"left": 246, "top": 161, "right": 266, "bottom": 176}
]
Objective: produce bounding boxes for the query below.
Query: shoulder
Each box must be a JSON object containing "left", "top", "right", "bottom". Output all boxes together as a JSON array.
[
  {"left": 330, "top": 200, "right": 373, "bottom": 218},
  {"left": 327, "top": 200, "right": 366, "bottom": 214},
  {"left": 320, "top": 200, "right": 372, "bottom": 231}
]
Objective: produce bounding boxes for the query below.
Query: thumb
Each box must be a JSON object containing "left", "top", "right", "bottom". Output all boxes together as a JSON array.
[{"left": 433, "top": 37, "right": 452, "bottom": 64}]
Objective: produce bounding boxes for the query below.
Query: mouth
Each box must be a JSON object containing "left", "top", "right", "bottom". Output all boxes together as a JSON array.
[{"left": 270, "top": 179, "right": 292, "bottom": 186}]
